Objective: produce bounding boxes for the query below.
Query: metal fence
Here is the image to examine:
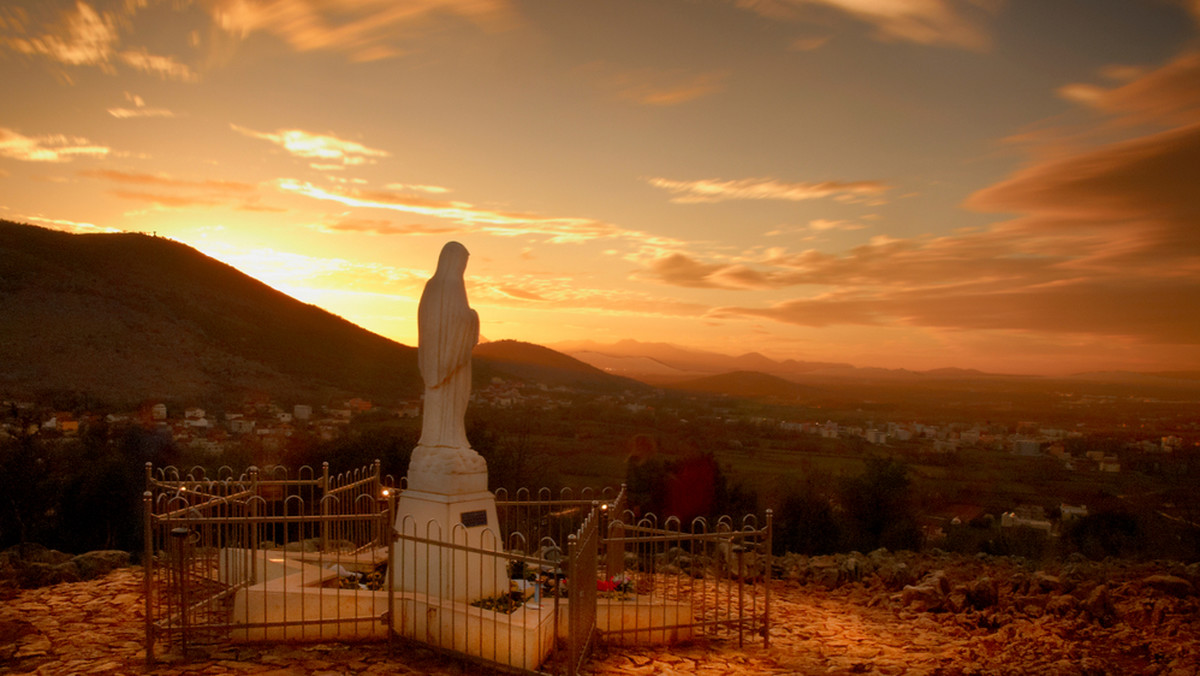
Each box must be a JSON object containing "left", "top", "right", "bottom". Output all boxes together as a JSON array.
[
  {"left": 144, "top": 465, "right": 769, "bottom": 674},
  {"left": 600, "top": 510, "right": 773, "bottom": 648},
  {"left": 143, "top": 462, "right": 394, "bottom": 661}
]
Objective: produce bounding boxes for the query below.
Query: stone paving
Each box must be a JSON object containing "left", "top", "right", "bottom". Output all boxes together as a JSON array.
[{"left": 2, "top": 565, "right": 1198, "bottom": 675}]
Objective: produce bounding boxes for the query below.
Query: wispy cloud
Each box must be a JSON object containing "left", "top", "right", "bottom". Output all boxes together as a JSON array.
[
  {"left": 807, "top": 218, "right": 866, "bottom": 231},
  {"left": 469, "top": 273, "right": 712, "bottom": 317},
  {"left": 651, "top": 53, "right": 1200, "bottom": 348},
  {"left": 385, "top": 182, "right": 451, "bottom": 194},
  {"left": 584, "top": 63, "right": 729, "bottom": 106},
  {"left": 318, "top": 216, "right": 460, "bottom": 236},
  {"left": 232, "top": 125, "right": 389, "bottom": 168},
  {"left": 733, "top": 0, "right": 996, "bottom": 50},
  {"left": 967, "top": 123, "right": 1200, "bottom": 235},
  {"left": 494, "top": 285, "right": 549, "bottom": 302},
  {"left": 108, "top": 92, "right": 175, "bottom": 119},
  {"left": 1056, "top": 51, "right": 1200, "bottom": 128},
  {"left": 713, "top": 278, "right": 1200, "bottom": 344},
  {"left": 2, "top": 1, "right": 117, "bottom": 69},
  {"left": 1, "top": 1, "right": 198, "bottom": 81},
  {"left": 646, "top": 176, "right": 890, "bottom": 204},
  {"left": 81, "top": 169, "right": 256, "bottom": 193},
  {"left": 82, "top": 168, "right": 275, "bottom": 212},
  {"left": 0, "top": 126, "right": 110, "bottom": 162},
  {"left": 108, "top": 107, "right": 174, "bottom": 119},
  {"left": 204, "top": 0, "right": 514, "bottom": 63},
  {"left": 118, "top": 47, "right": 198, "bottom": 82},
  {"left": 110, "top": 191, "right": 221, "bottom": 209},
  {"left": 279, "top": 180, "right": 683, "bottom": 247},
  {"left": 17, "top": 213, "right": 121, "bottom": 234}
]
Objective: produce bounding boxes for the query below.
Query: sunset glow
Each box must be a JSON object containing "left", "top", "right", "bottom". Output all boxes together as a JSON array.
[{"left": 3, "top": 0, "right": 1198, "bottom": 375}]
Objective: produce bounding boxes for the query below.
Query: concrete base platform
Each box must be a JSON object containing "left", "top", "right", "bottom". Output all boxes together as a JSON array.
[
  {"left": 221, "top": 547, "right": 556, "bottom": 670},
  {"left": 555, "top": 595, "right": 695, "bottom": 645}
]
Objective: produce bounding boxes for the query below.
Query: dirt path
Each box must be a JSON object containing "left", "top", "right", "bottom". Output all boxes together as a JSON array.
[{"left": 2, "top": 568, "right": 1197, "bottom": 675}]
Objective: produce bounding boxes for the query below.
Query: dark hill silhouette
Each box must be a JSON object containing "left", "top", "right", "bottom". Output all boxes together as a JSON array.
[
  {"left": 666, "top": 370, "right": 819, "bottom": 401},
  {"left": 0, "top": 221, "right": 639, "bottom": 408},
  {"left": 0, "top": 221, "right": 426, "bottom": 407},
  {"left": 474, "top": 340, "right": 645, "bottom": 391}
]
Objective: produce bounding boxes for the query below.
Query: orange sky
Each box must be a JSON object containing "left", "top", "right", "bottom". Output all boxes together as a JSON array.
[{"left": 2, "top": 0, "right": 1199, "bottom": 375}]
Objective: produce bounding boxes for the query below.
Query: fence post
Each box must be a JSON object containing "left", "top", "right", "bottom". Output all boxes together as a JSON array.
[
  {"left": 170, "top": 527, "right": 191, "bottom": 660},
  {"left": 604, "top": 513, "right": 623, "bottom": 581},
  {"left": 250, "top": 466, "right": 259, "bottom": 585},
  {"left": 143, "top": 490, "right": 154, "bottom": 667},
  {"left": 385, "top": 486, "right": 396, "bottom": 657},
  {"left": 764, "top": 508, "right": 772, "bottom": 648},
  {"left": 320, "top": 462, "right": 331, "bottom": 551},
  {"left": 735, "top": 541, "right": 745, "bottom": 648},
  {"left": 566, "top": 531, "right": 578, "bottom": 676}
]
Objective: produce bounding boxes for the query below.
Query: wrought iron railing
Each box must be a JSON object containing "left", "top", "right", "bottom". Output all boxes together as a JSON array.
[{"left": 144, "top": 465, "right": 768, "bottom": 674}]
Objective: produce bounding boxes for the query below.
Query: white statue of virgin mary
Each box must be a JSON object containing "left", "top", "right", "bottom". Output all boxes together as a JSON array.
[{"left": 409, "top": 242, "right": 486, "bottom": 477}]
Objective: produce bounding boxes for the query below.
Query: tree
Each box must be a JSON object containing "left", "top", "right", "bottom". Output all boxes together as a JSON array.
[
  {"left": 773, "top": 474, "right": 841, "bottom": 555},
  {"left": 839, "top": 456, "right": 921, "bottom": 552}
]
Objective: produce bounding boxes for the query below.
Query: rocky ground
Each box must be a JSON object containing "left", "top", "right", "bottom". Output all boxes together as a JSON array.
[{"left": 2, "top": 550, "right": 1199, "bottom": 675}]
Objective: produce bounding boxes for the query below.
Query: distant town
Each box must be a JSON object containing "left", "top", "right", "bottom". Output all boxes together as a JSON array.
[
  {"left": 8, "top": 377, "right": 1195, "bottom": 460},
  {"left": 5, "top": 371, "right": 1195, "bottom": 496}
]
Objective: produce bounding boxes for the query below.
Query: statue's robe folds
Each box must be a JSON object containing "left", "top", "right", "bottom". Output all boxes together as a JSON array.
[{"left": 410, "top": 241, "right": 486, "bottom": 477}]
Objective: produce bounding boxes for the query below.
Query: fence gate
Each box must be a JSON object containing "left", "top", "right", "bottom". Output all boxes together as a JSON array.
[
  {"left": 566, "top": 503, "right": 600, "bottom": 675},
  {"left": 144, "top": 463, "right": 390, "bottom": 662},
  {"left": 145, "top": 469, "right": 261, "bottom": 657}
]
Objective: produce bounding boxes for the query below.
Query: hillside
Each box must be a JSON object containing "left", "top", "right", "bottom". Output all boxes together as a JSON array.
[
  {"left": 663, "top": 370, "right": 821, "bottom": 401},
  {"left": 0, "top": 222, "right": 644, "bottom": 408},
  {"left": 0, "top": 221, "right": 424, "bottom": 406},
  {"left": 553, "top": 339, "right": 851, "bottom": 378},
  {"left": 474, "top": 340, "right": 645, "bottom": 391}
]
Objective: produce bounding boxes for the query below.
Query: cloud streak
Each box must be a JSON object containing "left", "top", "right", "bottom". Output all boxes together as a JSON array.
[
  {"left": 1, "top": 1, "right": 198, "bottom": 81},
  {"left": 279, "top": 180, "right": 683, "bottom": 247},
  {"left": 108, "top": 92, "right": 175, "bottom": 119},
  {"left": 82, "top": 169, "right": 276, "bottom": 212},
  {"left": 733, "top": 0, "right": 996, "bottom": 50},
  {"left": 1056, "top": 50, "right": 1200, "bottom": 128},
  {"left": 117, "top": 47, "right": 198, "bottom": 82},
  {"left": 81, "top": 169, "right": 256, "bottom": 193},
  {"left": 0, "top": 127, "right": 110, "bottom": 162},
  {"left": 204, "top": 0, "right": 514, "bottom": 62},
  {"left": 319, "top": 217, "right": 460, "bottom": 236},
  {"left": 2, "top": 1, "right": 117, "bottom": 69},
  {"left": 233, "top": 125, "right": 390, "bottom": 168},
  {"left": 632, "top": 46, "right": 1200, "bottom": 350},
  {"left": 647, "top": 176, "right": 890, "bottom": 204}
]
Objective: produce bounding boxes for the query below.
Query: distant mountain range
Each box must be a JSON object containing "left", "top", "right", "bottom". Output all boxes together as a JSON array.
[
  {"left": 3, "top": 221, "right": 1196, "bottom": 410},
  {"left": 550, "top": 338, "right": 1005, "bottom": 383},
  {"left": 551, "top": 339, "right": 1200, "bottom": 393},
  {"left": 663, "top": 370, "right": 821, "bottom": 401},
  {"left": 552, "top": 339, "right": 851, "bottom": 381}
]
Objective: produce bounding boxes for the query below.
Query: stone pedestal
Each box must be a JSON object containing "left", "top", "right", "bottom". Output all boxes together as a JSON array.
[{"left": 393, "top": 478, "right": 508, "bottom": 603}]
